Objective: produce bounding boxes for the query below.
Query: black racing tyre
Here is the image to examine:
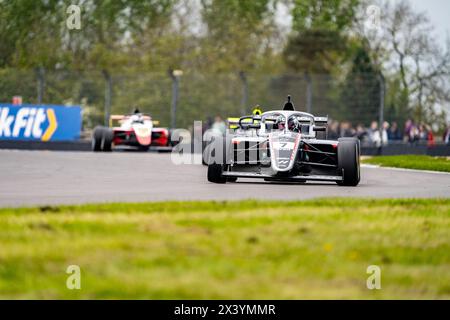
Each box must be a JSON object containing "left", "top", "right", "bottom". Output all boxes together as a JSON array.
[
  {"left": 208, "top": 163, "right": 227, "bottom": 183},
  {"left": 166, "top": 129, "right": 174, "bottom": 147},
  {"left": 337, "top": 137, "right": 360, "bottom": 186},
  {"left": 102, "top": 128, "right": 114, "bottom": 152},
  {"left": 227, "top": 176, "right": 238, "bottom": 182},
  {"left": 207, "top": 136, "right": 230, "bottom": 183},
  {"left": 202, "top": 140, "right": 212, "bottom": 166},
  {"left": 92, "top": 126, "right": 104, "bottom": 152}
]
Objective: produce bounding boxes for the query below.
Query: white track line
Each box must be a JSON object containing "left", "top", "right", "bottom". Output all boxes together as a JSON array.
[{"left": 361, "top": 164, "right": 450, "bottom": 175}]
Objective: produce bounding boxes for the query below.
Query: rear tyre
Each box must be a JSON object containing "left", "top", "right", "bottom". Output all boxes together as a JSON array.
[
  {"left": 92, "top": 126, "right": 104, "bottom": 152},
  {"left": 337, "top": 138, "right": 360, "bottom": 186},
  {"left": 102, "top": 128, "right": 114, "bottom": 152}
]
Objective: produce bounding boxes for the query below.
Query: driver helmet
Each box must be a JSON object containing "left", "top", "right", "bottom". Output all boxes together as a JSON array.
[
  {"left": 276, "top": 115, "right": 285, "bottom": 130},
  {"left": 288, "top": 117, "right": 299, "bottom": 131}
]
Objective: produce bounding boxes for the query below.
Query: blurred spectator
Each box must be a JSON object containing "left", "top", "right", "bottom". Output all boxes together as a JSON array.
[
  {"left": 388, "top": 121, "right": 402, "bottom": 140},
  {"left": 340, "top": 121, "right": 354, "bottom": 137},
  {"left": 211, "top": 115, "right": 226, "bottom": 135},
  {"left": 367, "top": 121, "right": 381, "bottom": 147},
  {"left": 418, "top": 124, "right": 428, "bottom": 141},
  {"left": 325, "top": 118, "right": 437, "bottom": 146},
  {"left": 423, "top": 124, "right": 435, "bottom": 147},
  {"left": 355, "top": 123, "right": 367, "bottom": 142},
  {"left": 404, "top": 119, "right": 413, "bottom": 142},
  {"left": 404, "top": 119, "right": 419, "bottom": 144},
  {"left": 203, "top": 116, "right": 213, "bottom": 133},
  {"left": 443, "top": 125, "right": 450, "bottom": 145},
  {"left": 381, "top": 121, "right": 389, "bottom": 145},
  {"left": 328, "top": 120, "right": 340, "bottom": 140}
]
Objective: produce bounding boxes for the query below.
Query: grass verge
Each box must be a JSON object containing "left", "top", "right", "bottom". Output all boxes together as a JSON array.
[
  {"left": 0, "top": 198, "right": 449, "bottom": 299},
  {"left": 363, "top": 155, "right": 450, "bottom": 173}
]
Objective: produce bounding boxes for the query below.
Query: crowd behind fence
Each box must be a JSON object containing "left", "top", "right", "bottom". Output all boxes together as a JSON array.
[
  {"left": 0, "top": 69, "right": 448, "bottom": 146},
  {"left": 325, "top": 119, "right": 441, "bottom": 147}
]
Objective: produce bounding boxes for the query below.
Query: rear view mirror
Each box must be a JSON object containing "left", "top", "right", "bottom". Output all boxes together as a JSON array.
[
  {"left": 239, "top": 115, "right": 261, "bottom": 130},
  {"left": 241, "top": 123, "right": 261, "bottom": 130},
  {"left": 313, "top": 126, "right": 326, "bottom": 132}
]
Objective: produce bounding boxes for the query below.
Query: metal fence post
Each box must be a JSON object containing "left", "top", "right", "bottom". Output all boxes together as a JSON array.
[
  {"left": 169, "top": 70, "right": 181, "bottom": 129},
  {"left": 103, "top": 70, "right": 112, "bottom": 127},
  {"left": 36, "top": 67, "right": 45, "bottom": 104},
  {"left": 239, "top": 71, "right": 248, "bottom": 115},
  {"left": 305, "top": 72, "right": 312, "bottom": 114},
  {"left": 379, "top": 72, "right": 385, "bottom": 147}
]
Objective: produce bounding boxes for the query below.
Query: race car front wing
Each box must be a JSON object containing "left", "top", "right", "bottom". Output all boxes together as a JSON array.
[{"left": 222, "top": 171, "right": 343, "bottom": 182}]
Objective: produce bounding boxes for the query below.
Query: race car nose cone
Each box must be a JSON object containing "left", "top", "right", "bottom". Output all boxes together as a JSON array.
[{"left": 269, "top": 132, "right": 300, "bottom": 172}]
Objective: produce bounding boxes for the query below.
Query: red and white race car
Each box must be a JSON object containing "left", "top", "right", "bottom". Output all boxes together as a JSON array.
[{"left": 92, "top": 113, "right": 172, "bottom": 152}]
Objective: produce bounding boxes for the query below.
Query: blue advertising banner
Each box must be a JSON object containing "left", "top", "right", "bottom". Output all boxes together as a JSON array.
[{"left": 0, "top": 104, "right": 82, "bottom": 141}]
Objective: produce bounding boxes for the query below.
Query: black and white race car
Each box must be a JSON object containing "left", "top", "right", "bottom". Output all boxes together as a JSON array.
[{"left": 206, "top": 96, "right": 360, "bottom": 186}]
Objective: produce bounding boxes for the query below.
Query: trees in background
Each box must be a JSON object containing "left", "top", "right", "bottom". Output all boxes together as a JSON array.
[
  {"left": 385, "top": 0, "right": 450, "bottom": 128},
  {"left": 0, "top": 0, "right": 448, "bottom": 129},
  {"left": 339, "top": 47, "right": 381, "bottom": 124},
  {"left": 0, "top": 0, "right": 63, "bottom": 68},
  {"left": 199, "top": 0, "right": 280, "bottom": 73},
  {"left": 283, "top": 0, "right": 381, "bottom": 124},
  {"left": 284, "top": 0, "right": 360, "bottom": 73},
  {"left": 357, "top": 0, "right": 450, "bottom": 128},
  {"left": 0, "top": 0, "right": 177, "bottom": 70}
]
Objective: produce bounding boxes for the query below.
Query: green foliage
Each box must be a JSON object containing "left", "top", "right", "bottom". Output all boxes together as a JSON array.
[
  {"left": 339, "top": 46, "right": 381, "bottom": 124},
  {"left": 200, "top": 0, "right": 277, "bottom": 73},
  {"left": 0, "top": 0, "right": 177, "bottom": 70},
  {"left": 291, "top": 0, "right": 359, "bottom": 32},
  {"left": 202, "top": 0, "right": 271, "bottom": 31},
  {"left": 284, "top": 0, "right": 360, "bottom": 73},
  {"left": 384, "top": 75, "right": 410, "bottom": 127},
  {"left": 0, "top": 69, "right": 37, "bottom": 104},
  {"left": 0, "top": 0, "right": 64, "bottom": 68},
  {"left": 284, "top": 29, "right": 347, "bottom": 73}
]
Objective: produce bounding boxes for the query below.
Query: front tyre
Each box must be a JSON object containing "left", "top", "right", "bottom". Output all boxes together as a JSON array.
[
  {"left": 102, "top": 128, "right": 114, "bottom": 152},
  {"left": 337, "top": 137, "right": 360, "bottom": 186},
  {"left": 207, "top": 163, "right": 227, "bottom": 183},
  {"left": 207, "top": 134, "right": 231, "bottom": 183},
  {"left": 92, "top": 126, "right": 104, "bottom": 152}
]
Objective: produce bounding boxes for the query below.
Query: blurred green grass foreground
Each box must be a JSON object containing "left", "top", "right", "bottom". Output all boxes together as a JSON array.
[{"left": 0, "top": 199, "right": 449, "bottom": 299}]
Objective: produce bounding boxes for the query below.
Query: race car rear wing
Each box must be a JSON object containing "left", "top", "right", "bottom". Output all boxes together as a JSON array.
[
  {"left": 230, "top": 116, "right": 328, "bottom": 129},
  {"left": 109, "top": 115, "right": 160, "bottom": 127},
  {"left": 314, "top": 116, "right": 328, "bottom": 125}
]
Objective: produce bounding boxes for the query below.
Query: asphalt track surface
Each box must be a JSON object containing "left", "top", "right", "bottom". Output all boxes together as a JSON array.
[{"left": 0, "top": 150, "right": 449, "bottom": 208}]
